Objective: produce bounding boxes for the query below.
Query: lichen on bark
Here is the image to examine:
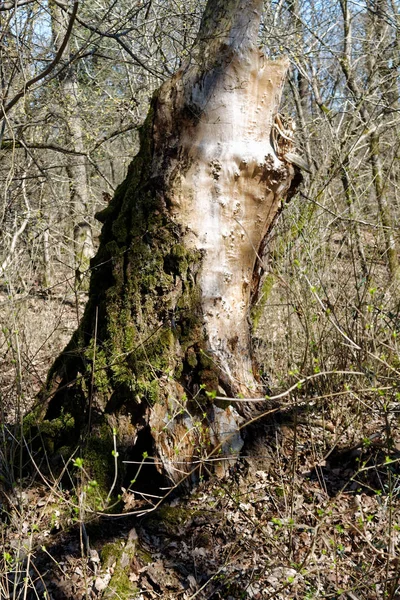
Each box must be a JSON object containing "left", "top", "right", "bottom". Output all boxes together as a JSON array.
[{"left": 37, "top": 97, "right": 216, "bottom": 483}]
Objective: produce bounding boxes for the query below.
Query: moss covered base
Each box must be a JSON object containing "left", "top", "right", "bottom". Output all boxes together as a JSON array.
[{"left": 100, "top": 529, "right": 141, "bottom": 599}]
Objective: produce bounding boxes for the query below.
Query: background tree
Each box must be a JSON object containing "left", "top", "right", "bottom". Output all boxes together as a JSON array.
[{"left": 49, "top": 0, "right": 94, "bottom": 289}]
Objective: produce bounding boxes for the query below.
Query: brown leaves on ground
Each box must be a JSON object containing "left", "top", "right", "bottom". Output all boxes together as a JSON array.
[{"left": 2, "top": 407, "right": 400, "bottom": 599}]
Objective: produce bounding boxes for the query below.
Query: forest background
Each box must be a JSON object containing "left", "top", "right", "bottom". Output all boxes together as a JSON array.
[{"left": 2, "top": 0, "right": 400, "bottom": 598}]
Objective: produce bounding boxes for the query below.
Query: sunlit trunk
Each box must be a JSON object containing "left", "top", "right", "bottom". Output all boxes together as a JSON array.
[{"left": 38, "top": 0, "right": 298, "bottom": 488}]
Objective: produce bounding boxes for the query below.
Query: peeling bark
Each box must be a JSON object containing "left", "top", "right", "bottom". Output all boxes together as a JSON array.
[{"left": 37, "top": 0, "right": 299, "bottom": 488}]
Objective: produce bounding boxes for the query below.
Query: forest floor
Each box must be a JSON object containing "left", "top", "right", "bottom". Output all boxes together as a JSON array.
[{"left": 1, "top": 289, "right": 400, "bottom": 599}]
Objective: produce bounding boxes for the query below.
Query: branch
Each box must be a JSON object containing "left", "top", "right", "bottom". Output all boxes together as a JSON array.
[
  {"left": 77, "top": 17, "right": 163, "bottom": 79},
  {"left": 51, "top": 0, "right": 163, "bottom": 79},
  {"left": 1, "top": 139, "right": 87, "bottom": 155},
  {"left": 1, "top": 121, "right": 138, "bottom": 153},
  {"left": 0, "top": 172, "right": 31, "bottom": 277},
  {"left": 92, "top": 122, "right": 138, "bottom": 150},
  {"left": 0, "top": 0, "right": 35, "bottom": 10},
  {"left": 112, "top": 35, "right": 162, "bottom": 79},
  {"left": 0, "top": 0, "right": 79, "bottom": 121}
]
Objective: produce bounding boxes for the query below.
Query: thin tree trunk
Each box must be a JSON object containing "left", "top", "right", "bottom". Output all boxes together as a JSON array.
[
  {"left": 340, "top": 0, "right": 400, "bottom": 285},
  {"left": 37, "top": 0, "right": 299, "bottom": 489},
  {"left": 366, "top": 0, "right": 400, "bottom": 283},
  {"left": 50, "top": 0, "right": 94, "bottom": 289},
  {"left": 286, "top": 0, "right": 313, "bottom": 174},
  {"left": 369, "top": 131, "right": 400, "bottom": 282},
  {"left": 340, "top": 154, "right": 369, "bottom": 281},
  {"left": 42, "top": 227, "right": 51, "bottom": 289}
]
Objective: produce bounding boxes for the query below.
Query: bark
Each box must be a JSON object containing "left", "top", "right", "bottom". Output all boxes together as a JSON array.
[{"left": 36, "top": 0, "right": 299, "bottom": 489}]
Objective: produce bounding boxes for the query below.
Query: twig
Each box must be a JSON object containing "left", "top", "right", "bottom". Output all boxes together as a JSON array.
[{"left": 1, "top": 1, "right": 79, "bottom": 119}]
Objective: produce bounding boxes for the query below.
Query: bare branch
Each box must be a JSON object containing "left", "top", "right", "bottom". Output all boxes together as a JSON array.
[
  {"left": 2, "top": 120, "right": 138, "bottom": 154},
  {"left": 1, "top": 139, "right": 87, "bottom": 155},
  {"left": 51, "top": 0, "right": 164, "bottom": 79},
  {"left": 0, "top": 0, "right": 36, "bottom": 11},
  {"left": 0, "top": 170, "right": 31, "bottom": 277},
  {"left": 0, "top": 0, "right": 79, "bottom": 121}
]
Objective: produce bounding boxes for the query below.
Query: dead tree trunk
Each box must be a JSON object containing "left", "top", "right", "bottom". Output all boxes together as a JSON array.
[{"left": 37, "top": 0, "right": 299, "bottom": 489}]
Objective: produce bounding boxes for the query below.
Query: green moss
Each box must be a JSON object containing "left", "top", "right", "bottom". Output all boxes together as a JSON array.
[
  {"left": 144, "top": 506, "right": 198, "bottom": 536},
  {"left": 164, "top": 243, "right": 189, "bottom": 277},
  {"left": 24, "top": 409, "right": 75, "bottom": 454},
  {"left": 106, "top": 570, "right": 138, "bottom": 599},
  {"left": 131, "top": 328, "right": 174, "bottom": 374},
  {"left": 136, "top": 547, "right": 153, "bottom": 564},
  {"left": 134, "top": 378, "right": 160, "bottom": 405},
  {"left": 198, "top": 369, "right": 219, "bottom": 392},
  {"left": 83, "top": 427, "right": 115, "bottom": 494},
  {"left": 40, "top": 411, "right": 75, "bottom": 435},
  {"left": 111, "top": 213, "right": 129, "bottom": 244},
  {"left": 198, "top": 349, "right": 213, "bottom": 369},
  {"left": 186, "top": 347, "right": 198, "bottom": 369},
  {"left": 41, "top": 83, "right": 217, "bottom": 486},
  {"left": 101, "top": 541, "right": 124, "bottom": 567},
  {"left": 23, "top": 407, "right": 46, "bottom": 433},
  {"left": 101, "top": 540, "right": 140, "bottom": 599},
  {"left": 90, "top": 191, "right": 205, "bottom": 404},
  {"left": 84, "top": 347, "right": 110, "bottom": 395}
]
